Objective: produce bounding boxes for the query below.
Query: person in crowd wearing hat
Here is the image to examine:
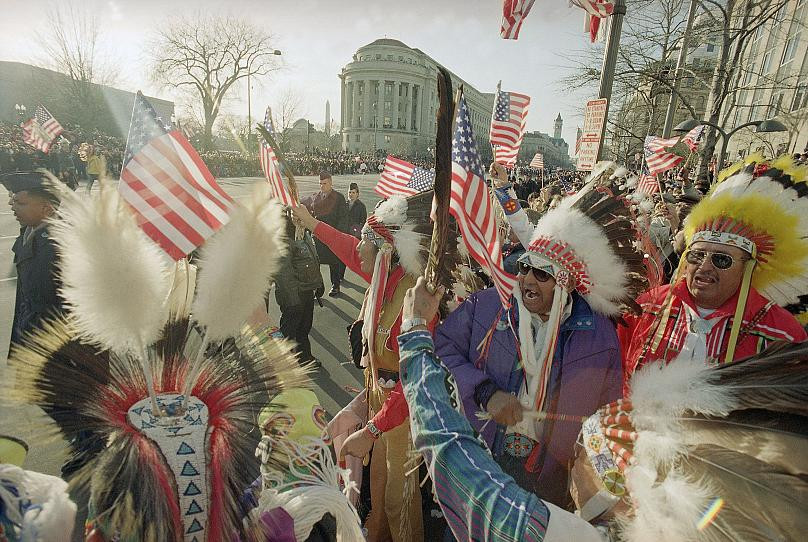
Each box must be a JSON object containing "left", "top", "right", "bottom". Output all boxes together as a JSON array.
[
  {"left": 301, "top": 171, "right": 348, "bottom": 296},
  {"left": 1, "top": 171, "right": 63, "bottom": 350},
  {"left": 292, "top": 192, "right": 436, "bottom": 542},
  {"left": 346, "top": 182, "right": 367, "bottom": 239},
  {"left": 619, "top": 157, "right": 808, "bottom": 394},
  {"left": 433, "top": 163, "right": 644, "bottom": 508}
]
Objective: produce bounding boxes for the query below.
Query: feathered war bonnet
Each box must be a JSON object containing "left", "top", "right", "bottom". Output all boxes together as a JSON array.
[
  {"left": 571, "top": 341, "right": 808, "bottom": 542},
  {"left": 640, "top": 155, "right": 808, "bottom": 363},
  {"left": 8, "top": 178, "right": 322, "bottom": 541},
  {"left": 518, "top": 164, "right": 646, "bottom": 317},
  {"left": 359, "top": 191, "right": 435, "bottom": 367},
  {"left": 683, "top": 155, "right": 808, "bottom": 317}
]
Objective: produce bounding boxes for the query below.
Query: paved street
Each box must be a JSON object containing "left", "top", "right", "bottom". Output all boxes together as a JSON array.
[{"left": 0, "top": 174, "right": 384, "bottom": 475}]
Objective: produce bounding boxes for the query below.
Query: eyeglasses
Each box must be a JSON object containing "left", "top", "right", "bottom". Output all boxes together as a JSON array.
[
  {"left": 685, "top": 250, "right": 743, "bottom": 270},
  {"left": 517, "top": 262, "right": 553, "bottom": 282}
]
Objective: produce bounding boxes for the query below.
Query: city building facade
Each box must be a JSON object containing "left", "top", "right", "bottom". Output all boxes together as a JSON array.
[
  {"left": 519, "top": 113, "right": 572, "bottom": 169},
  {"left": 609, "top": 40, "right": 718, "bottom": 163},
  {"left": 339, "top": 39, "right": 494, "bottom": 156},
  {"left": 722, "top": 0, "right": 808, "bottom": 159}
]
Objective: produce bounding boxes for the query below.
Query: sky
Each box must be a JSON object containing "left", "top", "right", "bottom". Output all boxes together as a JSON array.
[{"left": 0, "top": 0, "right": 602, "bottom": 146}]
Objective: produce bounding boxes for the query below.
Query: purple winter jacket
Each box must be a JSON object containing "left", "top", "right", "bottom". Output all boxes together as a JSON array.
[{"left": 435, "top": 287, "right": 622, "bottom": 507}]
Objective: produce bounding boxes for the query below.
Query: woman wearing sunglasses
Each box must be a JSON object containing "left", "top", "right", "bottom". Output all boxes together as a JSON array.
[
  {"left": 434, "top": 163, "right": 646, "bottom": 509},
  {"left": 620, "top": 158, "right": 808, "bottom": 394}
]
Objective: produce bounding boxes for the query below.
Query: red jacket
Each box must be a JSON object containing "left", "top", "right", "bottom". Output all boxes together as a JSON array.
[
  {"left": 313, "top": 222, "right": 434, "bottom": 432},
  {"left": 619, "top": 280, "right": 807, "bottom": 396}
]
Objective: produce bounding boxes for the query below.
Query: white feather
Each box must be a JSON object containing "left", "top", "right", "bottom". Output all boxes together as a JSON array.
[
  {"left": 49, "top": 180, "right": 171, "bottom": 352},
  {"left": 630, "top": 357, "right": 736, "bottom": 433},
  {"left": 392, "top": 225, "right": 427, "bottom": 276},
  {"left": 622, "top": 466, "right": 711, "bottom": 542},
  {"left": 638, "top": 198, "right": 655, "bottom": 213},
  {"left": 372, "top": 195, "right": 408, "bottom": 227},
  {"left": 192, "top": 183, "right": 286, "bottom": 340}
]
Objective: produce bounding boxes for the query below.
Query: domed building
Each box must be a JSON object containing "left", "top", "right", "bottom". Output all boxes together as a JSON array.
[{"left": 339, "top": 39, "right": 495, "bottom": 156}]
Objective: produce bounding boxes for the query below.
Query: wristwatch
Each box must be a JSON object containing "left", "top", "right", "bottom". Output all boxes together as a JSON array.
[
  {"left": 400, "top": 317, "right": 428, "bottom": 333},
  {"left": 365, "top": 420, "right": 382, "bottom": 440}
]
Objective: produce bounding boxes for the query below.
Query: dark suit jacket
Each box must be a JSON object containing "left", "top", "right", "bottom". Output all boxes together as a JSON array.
[
  {"left": 302, "top": 190, "right": 348, "bottom": 265},
  {"left": 11, "top": 224, "right": 63, "bottom": 347}
]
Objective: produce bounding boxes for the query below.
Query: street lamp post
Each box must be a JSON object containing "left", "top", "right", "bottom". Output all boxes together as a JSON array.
[
  {"left": 248, "top": 49, "right": 282, "bottom": 145},
  {"left": 674, "top": 118, "right": 788, "bottom": 172}
]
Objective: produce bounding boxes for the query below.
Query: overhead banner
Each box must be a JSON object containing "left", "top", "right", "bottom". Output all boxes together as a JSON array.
[{"left": 577, "top": 98, "right": 607, "bottom": 172}]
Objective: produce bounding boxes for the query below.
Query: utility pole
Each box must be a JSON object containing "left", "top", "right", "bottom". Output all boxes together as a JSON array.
[
  {"left": 662, "top": 0, "right": 698, "bottom": 138},
  {"left": 596, "top": 0, "right": 627, "bottom": 162}
]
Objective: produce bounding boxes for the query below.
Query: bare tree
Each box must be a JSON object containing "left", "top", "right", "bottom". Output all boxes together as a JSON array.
[
  {"left": 272, "top": 87, "right": 305, "bottom": 151},
  {"left": 697, "top": 0, "right": 796, "bottom": 176},
  {"left": 148, "top": 15, "right": 282, "bottom": 151},
  {"left": 34, "top": 3, "right": 120, "bottom": 132}
]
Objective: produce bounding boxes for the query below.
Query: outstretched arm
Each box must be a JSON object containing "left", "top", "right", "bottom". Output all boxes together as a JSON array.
[{"left": 398, "top": 278, "right": 603, "bottom": 542}]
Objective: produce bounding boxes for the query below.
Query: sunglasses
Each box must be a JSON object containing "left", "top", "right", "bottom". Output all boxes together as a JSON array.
[
  {"left": 685, "top": 250, "right": 743, "bottom": 270},
  {"left": 517, "top": 262, "right": 553, "bottom": 282}
]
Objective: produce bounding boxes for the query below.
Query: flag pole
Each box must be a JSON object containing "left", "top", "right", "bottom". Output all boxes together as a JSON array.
[
  {"left": 256, "top": 108, "right": 299, "bottom": 203},
  {"left": 490, "top": 80, "right": 502, "bottom": 165},
  {"left": 256, "top": 112, "right": 303, "bottom": 238}
]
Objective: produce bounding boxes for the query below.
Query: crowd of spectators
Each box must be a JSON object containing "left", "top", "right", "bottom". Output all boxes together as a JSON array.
[{"left": 0, "top": 120, "right": 124, "bottom": 187}]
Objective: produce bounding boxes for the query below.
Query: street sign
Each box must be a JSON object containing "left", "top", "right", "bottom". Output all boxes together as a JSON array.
[{"left": 577, "top": 98, "right": 608, "bottom": 171}]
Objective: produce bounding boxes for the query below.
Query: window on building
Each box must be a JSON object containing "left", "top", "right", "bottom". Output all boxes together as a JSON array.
[
  {"left": 768, "top": 91, "right": 785, "bottom": 117},
  {"left": 773, "top": 5, "right": 786, "bottom": 26},
  {"left": 742, "top": 63, "right": 757, "bottom": 86},
  {"left": 384, "top": 135, "right": 391, "bottom": 143},
  {"left": 706, "top": 43, "right": 715, "bottom": 52},
  {"left": 398, "top": 56, "right": 404, "bottom": 61},
  {"left": 384, "top": 100, "right": 391, "bottom": 112},
  {"left": 793, "top": 81, "right": 808, "bottom": 111},
  {"left": 375, "top": 54, "right": 381, "bottom": 60},
  {"left": 752, "top": 25, "right": 764, "bottom": 43},
  {"left": 355, "top": 135, "right": 361, "bottom": 142},
  {"left": 385, "top": 82, "right": 393, "bottom": 95},
  {"left": 762, "top": 49, "right": 774, "bottom": 73},
  {"left": 384, "top": 116, "right": 392, "bottom": 128},
  {"left": 781, "top": 32, "right": 800, "bottom": 66},
  {"left": 748, "top": 89, "right": 764, "bottom": 122},
  {"left": 358, "top": 82, "right": 364, "bottom": 95},
  {"left": 387, "top": 55, "right": 393, "bottom": 60},
  {"left": 358, "top": 115, "right": 362, "bottom": 126}
]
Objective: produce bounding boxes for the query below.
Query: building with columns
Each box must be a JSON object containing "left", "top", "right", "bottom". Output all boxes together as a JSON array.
[{"left": 339, "top": 39, "right": 495, "bottom": 156}]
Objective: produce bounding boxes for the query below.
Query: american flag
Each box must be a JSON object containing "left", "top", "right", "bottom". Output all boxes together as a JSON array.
[
  {"left": 644, "top": 135, "right": 683, "bottom": 176},
  {"left": 680, "top": 124, "right": 704, "bottom": 152},
  {"left": 451, "top": 95, "right": 517, "bottom": 309},
  {"left": 501, "top": 0, "right": 536, "bottom": 39},
  {"left": 259, "top": 107, "right": 296, "bottom": 206},
  {"left": 374, "top": 155, "right": 435, "bottom": 198},
  {"left": 529, "top": 153, "right": 545, "bottom": 169},
  {"left": 490, "top": 88, "right": 530, "bottom": 149},
  {"left": 119, "top": 92, "right": 233, "bottom": 261},
  {"left": 570, "top": 0, "right": 614, "bottom": 42},
  {"left": 637, "top": 163, "right": 659, "bottom": 194},
  {"left": 20, "top": 105, "right": 63, "bottom": 153}
]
